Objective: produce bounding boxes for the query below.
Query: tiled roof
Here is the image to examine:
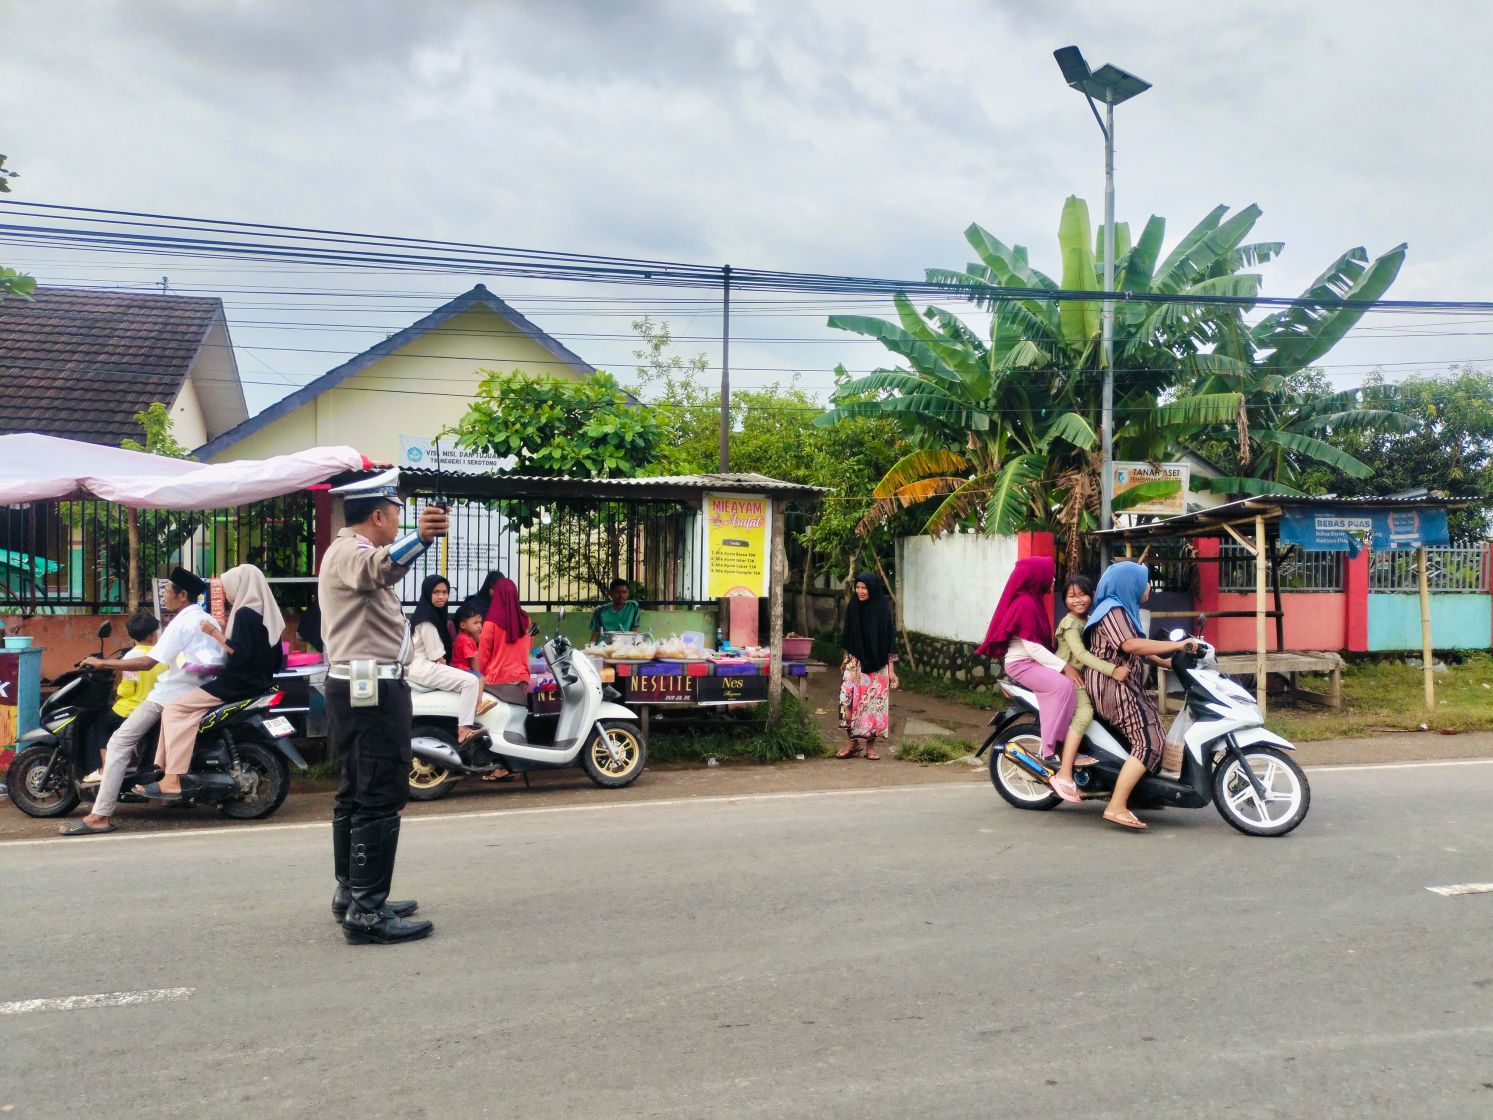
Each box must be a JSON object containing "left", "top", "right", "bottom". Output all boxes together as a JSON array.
[{"left": 0, "top": 287, "right": 221, "bottom": 446}]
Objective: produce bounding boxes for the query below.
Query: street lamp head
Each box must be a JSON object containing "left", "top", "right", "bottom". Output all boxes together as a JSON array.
[
  {"left": 1053, "top": 46, "right": 1091, "bottom": 89},
  {"left": 1054, "top": 46, "right": 1151, "bottom": 105}
]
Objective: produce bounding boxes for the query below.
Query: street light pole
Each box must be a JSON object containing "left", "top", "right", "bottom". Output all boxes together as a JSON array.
[
  {"left": 1101, "top": 91, "right": 1115, "bottom": 538},
  {"left": 1053, "top": 46, "right": 1150, "bottom": 545}
]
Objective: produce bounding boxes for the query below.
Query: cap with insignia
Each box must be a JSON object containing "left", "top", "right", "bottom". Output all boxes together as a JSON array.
[{"left": 331, "top": 468, "right": 403, "bottom": 507}]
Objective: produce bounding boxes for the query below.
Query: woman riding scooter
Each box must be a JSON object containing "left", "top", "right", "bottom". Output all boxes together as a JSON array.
[{"left": 1083, "top": 561, "right": 1198, "bottom": 832}]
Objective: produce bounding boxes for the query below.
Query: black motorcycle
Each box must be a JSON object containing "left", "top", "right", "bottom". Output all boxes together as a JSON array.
[{"left": 6, "top": 621, "right": 308, "bottom": 820}]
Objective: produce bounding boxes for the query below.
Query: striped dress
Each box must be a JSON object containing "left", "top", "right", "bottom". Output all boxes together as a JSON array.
[{"left": 1082, "top": 606, "right": 1166, "bottom": 772}]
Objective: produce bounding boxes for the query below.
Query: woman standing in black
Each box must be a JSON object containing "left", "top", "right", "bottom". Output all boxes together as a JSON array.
[{"left": 837, "top": 571, "right": 899, "bottom": 760}]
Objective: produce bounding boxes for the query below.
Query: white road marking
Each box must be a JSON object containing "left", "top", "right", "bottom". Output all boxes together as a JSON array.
[
  {"left": 2, "top": 755, "right": 1492, "bottom": 850},
  {"left": 0, "top": 987, "right": 194, "bottom": 1016},
  {"left": 1426, "top": 882, "right": 1493, "bottom": 897}
]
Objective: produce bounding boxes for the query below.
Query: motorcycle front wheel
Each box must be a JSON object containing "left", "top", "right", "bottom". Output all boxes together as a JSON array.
[
  {"left": 1212, "top": 746, "right": 1310, "bottom": 837},
  {"left": 582, "top": 721, "right": 646, "bottom": 788},
  {"left": 407, "top": 723, "right": 461, "bottom": 801},
  {"left": 6, "top": 745, "right": 81, "bottom": 818},
  {"left": 218, "top": 739, "right": 291, "bottom": 820},
  {"left": 988, "top": 721, "right": 1060, "bottom": 811}
]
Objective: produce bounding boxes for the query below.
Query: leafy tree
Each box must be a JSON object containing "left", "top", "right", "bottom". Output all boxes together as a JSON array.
[
  {"left": 1324, "top": 368, "right": 1493, "bottom": 541},
  {"left": 0, "top": 154, "right": 35, "bottom": 302},
  {"left": 448, "top": 368, "right": 658, "bottom": 477},
  {"left": 121, "top": 401, "right": 194, "bottom": 459},
  {"left": 819, "top": 197, "right": 1405, "bottom": 561}
]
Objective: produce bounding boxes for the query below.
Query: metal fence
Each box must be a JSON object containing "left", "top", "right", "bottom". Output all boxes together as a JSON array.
[
  {"left": 1219, "top": 543, "right": 1344, "bottom": 593},
  {"left": 1369, "top": 545, "right": 1489, "bottom": 593},
  {"left": 0, "top": 494, "right": 317, "bottom": 613},
  {"left": 395, "top": 489, "right": 709, "bottom": 608}
]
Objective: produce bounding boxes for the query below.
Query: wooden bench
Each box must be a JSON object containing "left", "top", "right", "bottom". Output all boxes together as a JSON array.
[{"left": 1157, "top": 650, "right": 1344, "bottom": 713}]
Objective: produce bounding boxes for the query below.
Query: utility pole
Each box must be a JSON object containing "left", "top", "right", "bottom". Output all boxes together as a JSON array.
[{"left": 719, "top": 264, "right": 731, "bottom": 473}]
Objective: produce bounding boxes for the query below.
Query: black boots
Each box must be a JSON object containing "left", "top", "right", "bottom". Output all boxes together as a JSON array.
[
  {"left": 338, "top": 816, "right": 433, "bottom": 944},
  {"left": 332, "top": 809, "right": 419, "bottom": 921}
]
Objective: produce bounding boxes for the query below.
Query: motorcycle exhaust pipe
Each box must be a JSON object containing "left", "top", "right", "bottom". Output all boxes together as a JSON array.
[
  {"left": 412, "top": 741, "right": 464, "bottom": 769},
  {"left": 1005, "top": 745, "right": 1052, "bottom": 779}
]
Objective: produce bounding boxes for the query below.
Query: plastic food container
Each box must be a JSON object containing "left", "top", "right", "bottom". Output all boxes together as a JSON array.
[
  {"left": 3, "top": 635, "right": 34, "bottom": 649},
  {"left": 781, "top": 636, "right": 813, "bottom": 661}
]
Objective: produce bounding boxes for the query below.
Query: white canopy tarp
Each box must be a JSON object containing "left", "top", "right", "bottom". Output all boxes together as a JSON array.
[{"left": 0, "top": 433, "right": 369, "bottom": 509}]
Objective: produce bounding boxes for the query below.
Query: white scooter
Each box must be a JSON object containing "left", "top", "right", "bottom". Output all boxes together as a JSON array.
[
  {"left": 979, "top": 632, "right": 1311, "bottom": 836},
  {"left": 406, "top": 615, "right": 645, "bottom": 799}
]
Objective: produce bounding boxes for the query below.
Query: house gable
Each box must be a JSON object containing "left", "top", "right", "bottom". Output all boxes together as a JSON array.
[{"left": 199, "top": 285, "right": 604, "bottom": 463}]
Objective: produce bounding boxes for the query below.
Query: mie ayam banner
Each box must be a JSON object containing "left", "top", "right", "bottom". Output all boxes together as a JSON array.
[{"left": 704, "top": 493, "right": 770, "bottom": 598}]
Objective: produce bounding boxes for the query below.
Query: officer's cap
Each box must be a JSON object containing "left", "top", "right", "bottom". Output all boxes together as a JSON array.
[{"left": 331, "top": 468, "right": 402, "bottom": 508}]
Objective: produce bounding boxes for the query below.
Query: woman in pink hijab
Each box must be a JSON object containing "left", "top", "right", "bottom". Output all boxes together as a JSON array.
[{"left": 976, "top": 556, "right": 1080, "bottom": 801}]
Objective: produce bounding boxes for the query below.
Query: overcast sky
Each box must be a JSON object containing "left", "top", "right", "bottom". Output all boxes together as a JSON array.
[{"left": 4, "top": 0, "right": 1491, "bottom": 414}]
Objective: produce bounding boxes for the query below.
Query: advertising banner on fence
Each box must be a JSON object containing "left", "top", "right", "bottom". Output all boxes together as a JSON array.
[
  {"left": 0, "top": 653, "right": 18, "bottom": 756},
  {"left": 1281, "top": 507, "right": 1450, "bottom": 556},
  {"left": 704, "top": 493, "right": 770, "bottom": 598},
  {"left": 1111, "top": 461, "right": 1190, "bottom": 516}
]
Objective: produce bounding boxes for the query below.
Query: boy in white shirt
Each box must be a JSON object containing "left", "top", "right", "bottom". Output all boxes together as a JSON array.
[{"left": 61, "top": 567, "right": 220, "bottom": 836}]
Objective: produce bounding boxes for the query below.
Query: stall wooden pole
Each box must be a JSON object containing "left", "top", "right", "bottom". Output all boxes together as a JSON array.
[
  {"left": 1255, "top": 514, "right": 1268, "bottom": 714},
  {"left": 767, "top": 499, "right": 788, "bottom": 727},
  {"left": 125, "top": 507, "right": 141, "bottom": 611},
  {"left": 1418, "top": 546, "right": 1435, "bottom": 714}
]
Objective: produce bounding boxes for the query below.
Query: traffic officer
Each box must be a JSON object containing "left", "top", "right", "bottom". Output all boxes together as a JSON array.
[{"left": 320, "top": 469, "right": 447, "bottom": 945}]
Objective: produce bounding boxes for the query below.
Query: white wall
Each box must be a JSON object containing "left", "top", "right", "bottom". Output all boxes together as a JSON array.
[{"left": 898, "top": 533, "right": 1019, "bottom": 643}]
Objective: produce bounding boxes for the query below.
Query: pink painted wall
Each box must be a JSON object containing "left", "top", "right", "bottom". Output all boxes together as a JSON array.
[{"left": 1214, "top": 592, "right": 1347, "bottom": 652}]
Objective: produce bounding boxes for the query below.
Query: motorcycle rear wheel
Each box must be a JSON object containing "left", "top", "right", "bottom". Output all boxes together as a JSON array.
[
  {"left": 1212, "top": 746, "right": 1310, "bottom": 837},
  {"left": 988, "top": 722, "right": 1060, "bottom": 811},
  {"left": 6, "top": 745, "right": 81, "bottom": 818},
  {"left": 408, "top": 723, "right": 461, "bottom": 801},
  {"left": 218, "top": 739, "right": 290, "bottom": 820}
]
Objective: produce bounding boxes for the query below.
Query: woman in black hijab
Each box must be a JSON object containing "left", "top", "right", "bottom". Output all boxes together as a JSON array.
[
  {"left": 463, "top": 571, "right": 503, "bottom": 619},
  {"left": 837, "top": 571, "right": 899, "bottom": 760},
  {"left": 409, "top": 574, "right": 455, "bottom": 662}
]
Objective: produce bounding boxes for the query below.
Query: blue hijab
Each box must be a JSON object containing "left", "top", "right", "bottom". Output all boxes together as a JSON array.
[{"left": 1085, "top": 561, "right": 1148, "bottom": 634}]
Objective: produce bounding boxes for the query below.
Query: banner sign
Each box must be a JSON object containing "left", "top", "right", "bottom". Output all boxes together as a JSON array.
[
  {"left": 0, "top": 653, "right": 18, "bottom": 751},
  {"left": 1280, "top": 507, "right": 1449, "bottom": 556},
  {"left": 704, "top": 493, "right": 770, "bottom": 598},
  {"left": 1111, "top": 462, "right": 1190, "bottom": 517},
  {"left": 400, "top": 437, "right": 515, "bottom": 476},
  {"left": 622, "top": 673, "right": 769, "bottom": 706}
]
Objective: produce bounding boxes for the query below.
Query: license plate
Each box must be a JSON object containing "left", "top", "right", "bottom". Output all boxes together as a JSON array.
[{"left": 263, "top": 716, "right": 295, "bottom": 738}]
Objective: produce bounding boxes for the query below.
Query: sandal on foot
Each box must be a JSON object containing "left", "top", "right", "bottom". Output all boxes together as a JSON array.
[
  {"left": 475, "top": 697, "right": 499, "bottom": 716},
  {"left": 864, "top": 747, "right": 881, "bottom": 761},
  {"left": 835, "top": 743, "right": 863, "bottom": 759},
  {"left": 59, "top": 819, "right": 116, "bottom": 836},
  {"left": 132, "top": 781, "right": 185, "bottom": 802},
  {"left": 1049, "top": 776, "right": 1081, "bottom": 804},
  {"left": 480, "top": 768, "right": 513, "bottom": 782},
  {"left": 1103, "top": 809, "right": 1147, "bottom": 831},
  {"left": 1074, "top": 754, "right": 1100, "bottom": 767},
  {"left": 457, "top": 725, "right": 487, "bottom": 744},
  {"left": 80, "top": 770, "right": 103, "bottom": 786}
]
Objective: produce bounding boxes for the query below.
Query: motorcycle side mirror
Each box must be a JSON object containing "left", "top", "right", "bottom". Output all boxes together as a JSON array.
[
  {"left": 1167, "top": 628, "right": 1187, "bottom": 642},
  {"left": 98, "top": 621, "right": 114, "bottom": 640}
]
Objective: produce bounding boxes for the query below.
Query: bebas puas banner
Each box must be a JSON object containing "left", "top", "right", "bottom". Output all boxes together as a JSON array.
[{"left": 704, "top": 493, "right": 770, "bottom": 598}]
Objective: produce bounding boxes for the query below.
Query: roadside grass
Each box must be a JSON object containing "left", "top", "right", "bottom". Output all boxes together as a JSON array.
[
  {"left": 897, "top": 669, "right": 1002, "bottom": 711},
  {"left": 1266, "top": 652, "right": 1493, "bottom": 742},
  {"left": 647, "top": 693, "right": 833, "bottom": 765},
  {"left": 897, "top": 735, "right": 976, "bottom": 764}
]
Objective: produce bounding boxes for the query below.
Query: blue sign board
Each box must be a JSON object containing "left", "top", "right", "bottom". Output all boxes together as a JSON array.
[{"left": 1280, "top": 507, "right": 1449, "bottom": 557}]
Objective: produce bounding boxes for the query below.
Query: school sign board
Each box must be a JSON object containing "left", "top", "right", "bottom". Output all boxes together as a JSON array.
[
  {"left": 704, "top": 493, "right": 770, "bottom": 598},
  {"left": 1111, "top": 461, "right": 1191, "bottom": 517}
]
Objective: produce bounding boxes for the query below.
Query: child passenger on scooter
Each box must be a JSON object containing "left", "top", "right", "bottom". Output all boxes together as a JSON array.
[
  {"left": 1047, "top": 575, "right": 1130, "bottom": 805},
  {"left": 80, "top": 611, "right": 165, "bottom": 788},
  {"left": 452, "top": 605, "right": 484, "bottom": 674}
]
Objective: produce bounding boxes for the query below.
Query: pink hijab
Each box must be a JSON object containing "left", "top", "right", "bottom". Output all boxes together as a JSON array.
[
  {"left": 485, "top": 576, "right": 530, "bottom": 643},
  {"left": 975, "top": 556, "right": 1056, "bottom": 660}
]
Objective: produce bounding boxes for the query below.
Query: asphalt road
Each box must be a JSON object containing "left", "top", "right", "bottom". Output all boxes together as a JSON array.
[{"left": 3, "top": 760, "right": 1491, "bottom": 1119}]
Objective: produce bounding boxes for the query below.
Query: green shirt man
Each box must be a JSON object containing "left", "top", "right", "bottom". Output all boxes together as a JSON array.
[{"left": 591, "top": 579, "right": 641, "bottom": 642}]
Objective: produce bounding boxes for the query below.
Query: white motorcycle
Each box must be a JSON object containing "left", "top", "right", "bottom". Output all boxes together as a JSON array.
[
  {"left": 980, "top": 632, "right": 1311, "bottom": 836},
  {"left": 406, "top": 617, "right": 645, "bottom": 799}
]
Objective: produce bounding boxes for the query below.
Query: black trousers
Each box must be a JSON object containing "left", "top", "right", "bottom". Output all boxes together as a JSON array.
[{"left": 327, "top": 677, "right": 412, "bottom": 827}]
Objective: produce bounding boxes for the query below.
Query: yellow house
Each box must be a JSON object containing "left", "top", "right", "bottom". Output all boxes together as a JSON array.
[{"left": 197, "top": 285, "right": 601, "bottom": 463}]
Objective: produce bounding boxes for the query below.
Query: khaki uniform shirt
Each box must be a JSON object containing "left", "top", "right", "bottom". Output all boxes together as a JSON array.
[{"left": 318, "top": 528, "right": 424, "bottom": 664}]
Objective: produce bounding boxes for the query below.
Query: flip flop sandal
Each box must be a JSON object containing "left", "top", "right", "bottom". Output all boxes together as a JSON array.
[
  {"left": 132, "top": 781, "right": 186, "bottom": 802},
  {"left": 1049, "top": 776, "right": 1082, "bottom": 804},
  {"left": 80, "top": 770, "right": 104, "bottom": 786},
  {"left": 480, "top": 769, "right": 514, "bottom": 783},
  {"left": 835, "top": 744, "right": 863, "bottom": 759},
  {"left": 1103, "top": 810, "right": 1148, "bottom": 831},
  {"left": 59, "top": 819, "right": 116, "bottom": 837},
  {"left": 864, "top": 747, "right": 882, "bottom": 760}
]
